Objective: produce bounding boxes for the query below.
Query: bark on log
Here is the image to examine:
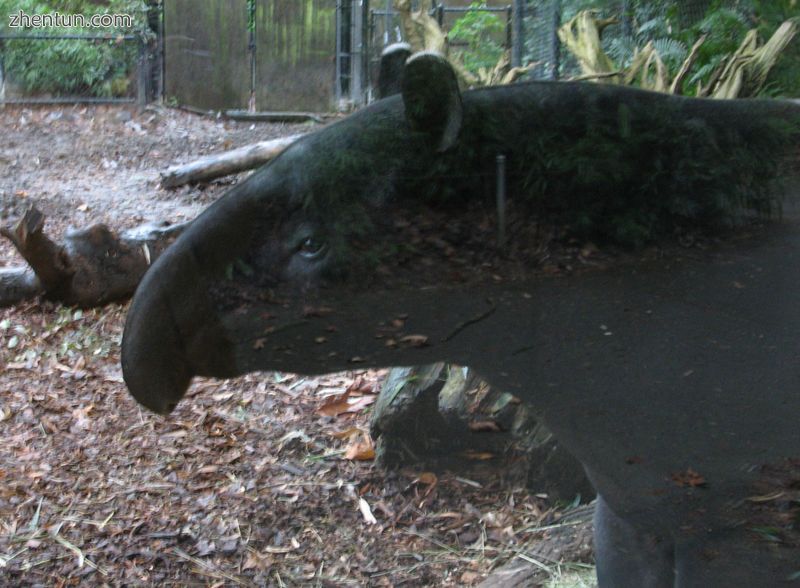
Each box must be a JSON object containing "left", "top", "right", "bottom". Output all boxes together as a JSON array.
[
  {"left": 160, "top": 134, "right": 305, "bottom": 189},
  {"left": 0, "top": 268, "right": 41, "bottom": 307},
  {"left": 1, "top": 206, "right": 189, "bottom": 307}
]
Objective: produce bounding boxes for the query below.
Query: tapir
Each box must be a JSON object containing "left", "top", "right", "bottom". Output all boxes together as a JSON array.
[{"left": 122, "top": 53, "right": 800, "bottom": 586}]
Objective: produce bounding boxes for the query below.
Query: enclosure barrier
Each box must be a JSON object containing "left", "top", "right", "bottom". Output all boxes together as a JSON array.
[{"left": 0, "top": 32, "right": 148, "bottom": 108}]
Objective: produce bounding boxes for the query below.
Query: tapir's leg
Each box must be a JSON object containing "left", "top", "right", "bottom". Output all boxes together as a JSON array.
[{"left": 594, "top": 495, "right": 675, "bottom": 588}]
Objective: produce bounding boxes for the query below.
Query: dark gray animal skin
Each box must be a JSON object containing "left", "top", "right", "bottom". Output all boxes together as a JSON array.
[
  {"left": 122, "top": 53, "right": 800, "bottom": 586},
  {"left": 377, "top": 42, "right": 412, "bottom": 99}
]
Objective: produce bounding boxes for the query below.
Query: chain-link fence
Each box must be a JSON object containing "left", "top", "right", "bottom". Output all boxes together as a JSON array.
[{"left": 0, "top": 3, "right": 161, "bottom": 108}]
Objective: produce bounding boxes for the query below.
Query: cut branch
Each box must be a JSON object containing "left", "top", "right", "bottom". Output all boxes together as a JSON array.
[
  {"left": 160, "top": 134, "right": 305, "bottom": 189},
  {"left": 1, "top": 206, "right": 190, "bottom": 307}
]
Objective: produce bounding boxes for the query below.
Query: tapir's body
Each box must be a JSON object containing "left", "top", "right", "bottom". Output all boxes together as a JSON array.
[{"left": 122, "top": 54, "right": 800, "bottom": 586}]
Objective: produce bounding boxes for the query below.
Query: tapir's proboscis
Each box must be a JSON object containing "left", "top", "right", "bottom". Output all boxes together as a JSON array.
[{"left": 122, "top": 53, "right": 800, "bottom": 586}]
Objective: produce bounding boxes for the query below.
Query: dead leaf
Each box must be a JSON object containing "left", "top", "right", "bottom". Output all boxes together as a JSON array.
[
  {"left": 462, "top": 450, "right": 495, "bottom": 461},
  {"left": 671, "top": 468, "right": 707, "bottom": 487},
  {"left": 303, "top": 305, "right": 333, "bottom": 317},
  {"left": 252, "top": 338, "right": 266, "bottom": 350},
  {"left": 398, "top": 334, "right": 429, "bottom": 348},
  {"left": 460, "top": 571, "right": 481, "bottom": 583},
  {"left": 468, "top": 420, "right": 501, "bottom": 432},
  {"left": 344, "top": 434, "right": 375, "bottom": 461},
  {"left": 329, "top": 427, "right": 364, "bottom": 440},
  {"left": 416, "top": 472, "right": 438, "bottom": 486},
  {"left": 358, "top": 498, "right": 378, "bottom": 525},
  {"left": 317, "top": 390, "right": 352, "bottom": 417},
  {"left": 346, "top": 395, "right": 376, "bottom": 413}
]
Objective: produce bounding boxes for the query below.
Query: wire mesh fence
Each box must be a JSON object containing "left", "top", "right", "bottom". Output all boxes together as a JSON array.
[
  {"left": 0, "top": 3, "right": 160, "bottom": 107},
  {"left": 2, "top": 1, "right": 788, "bottom": 111},
  {"left": 0, "top": 33, "right": 149, "bottom": 106}
]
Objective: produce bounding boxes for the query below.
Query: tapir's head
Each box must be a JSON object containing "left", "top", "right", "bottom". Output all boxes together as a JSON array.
[{"left": 122, "top": 53, "right": 486, "bottom": 414}]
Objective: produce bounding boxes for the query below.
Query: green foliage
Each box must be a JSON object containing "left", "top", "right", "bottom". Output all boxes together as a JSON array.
[
  {"left": 448, "top": 2, "right": 505, "bottom": 75},
  {"left": 682, "top": 8, "right": 750, "bottom": 90},
  {"left": 0, "top": 0, "right": 150, "bottom": 97},
  {"left": 740, "top": 0, "right": 800, "bottom": 96},
  {"left": 558, "top": 0, "right": 799, "bottom": 96}
]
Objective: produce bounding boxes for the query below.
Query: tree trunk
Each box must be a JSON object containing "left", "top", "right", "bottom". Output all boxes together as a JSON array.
[{"left": 1, "top": 206, "right": 189, "bottom": 307}]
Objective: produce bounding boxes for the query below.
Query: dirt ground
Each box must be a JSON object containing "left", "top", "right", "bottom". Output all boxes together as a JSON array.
[{"left": 0, "top": 105, "right": 595, "bottom": 587}]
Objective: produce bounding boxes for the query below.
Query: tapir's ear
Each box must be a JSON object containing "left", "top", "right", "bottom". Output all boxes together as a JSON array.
[
  {"left": 377, "top": 42, "right": 412, "bottom": 99},
  {"left": 401, "top": 52, "right": 463, "bottom": 153}
]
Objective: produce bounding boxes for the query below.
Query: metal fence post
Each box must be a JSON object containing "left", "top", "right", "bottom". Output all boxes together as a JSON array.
[
  {"left": 551, "top": 0, "right": 561, "bottom": 80},
  {"left": 158, "top": 0, "right": 165, "bottom": 102},
  {"left": 505, "top": 6, "right": 512, "bottom": 55},
  {"left": 137, "top": 34, "right": 148, "bottom": 110},
  {"left": 512, "top": 0, "right": 524, "bottom": 67},
  {"left": 335, "top": 0, "right": 342, "bottom": 105},
  {"left": 248, "top": 0, "right": 256, "bottom": 112},
  {"left": 0, "top": 39, "right": 5, "bottom": 107},
  {"left": 351, "top": 0, "right": 362, "bottom": 106}
]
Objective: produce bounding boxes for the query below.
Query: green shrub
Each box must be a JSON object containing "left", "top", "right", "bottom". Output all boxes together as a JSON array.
[
  {"left": 0, "top": 0, "right": 149, "bottom": 97},
  {"left": 448, "top": 2, "right": 506, "bottom": 75}
]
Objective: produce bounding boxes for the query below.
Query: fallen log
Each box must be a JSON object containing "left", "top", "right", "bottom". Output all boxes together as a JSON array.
[
  {"left": 1, "top": 206, "right": 189, "bottom": 307},
  {"left": 0, "top": 267, "right": 41, "bottom": 307},
  {"left": 160, "top": 134, "right": 305, "bottom": 189},
  {"left": 223, "top": 110, "right": 324, "bottom": 124}
]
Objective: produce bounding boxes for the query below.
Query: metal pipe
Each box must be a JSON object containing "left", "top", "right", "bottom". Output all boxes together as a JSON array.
[{"left": 496, "top": 154, "right": 507, "bottom": 248}]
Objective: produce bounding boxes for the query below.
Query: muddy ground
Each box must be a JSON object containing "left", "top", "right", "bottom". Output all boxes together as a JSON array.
[{"left": 0, "top": 106, "right": 595, "bottom": 587}]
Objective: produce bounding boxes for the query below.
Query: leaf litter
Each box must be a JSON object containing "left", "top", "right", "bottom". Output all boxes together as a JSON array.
[{"left": 0, "top": 105, "right": 596, "bottom": 586}]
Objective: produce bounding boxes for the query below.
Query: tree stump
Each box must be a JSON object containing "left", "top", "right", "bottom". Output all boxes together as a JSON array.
[{"left": 370, "top": 364, "right": 595, "bottom": 502}]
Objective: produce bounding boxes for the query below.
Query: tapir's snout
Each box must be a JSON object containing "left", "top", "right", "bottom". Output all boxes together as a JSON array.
[
  {"left": 121, "top": 186, "right": 257, "bottom": 414},
  {"left": 121, "top": 281, "right": 195, "bottom": 415},
  {"left": 121, "top": 238, "right": 240, "bottom": 414}
]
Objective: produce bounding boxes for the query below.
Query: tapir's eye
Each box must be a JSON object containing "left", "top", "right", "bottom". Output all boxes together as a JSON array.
[{"left": 298, "top": 236, "right": 327, "bottom": 259}]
